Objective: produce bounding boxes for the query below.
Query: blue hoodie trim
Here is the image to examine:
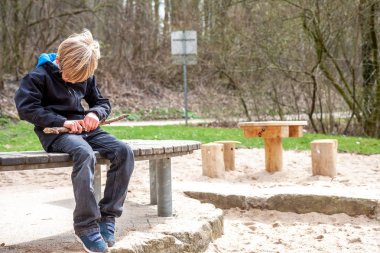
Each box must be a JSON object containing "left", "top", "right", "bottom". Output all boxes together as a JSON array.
[{"left": 37, "top": 53, "right": 58, "bottom": 68}]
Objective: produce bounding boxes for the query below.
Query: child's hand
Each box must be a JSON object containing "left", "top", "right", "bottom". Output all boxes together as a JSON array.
[
  {"left": 63, "top": 120, "right": 86, "bottom": 133},
  {"left": 84, "top": 112, "right": 100, "bottom": 131}
]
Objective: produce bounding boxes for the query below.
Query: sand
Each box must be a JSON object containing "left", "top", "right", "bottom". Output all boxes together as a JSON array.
[{"left": 1, "top": 148, "right": 380, "bottom": 252}]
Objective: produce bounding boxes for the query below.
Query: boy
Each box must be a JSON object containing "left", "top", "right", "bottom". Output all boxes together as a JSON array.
[{"left": 15, "top": 29, "right": 134, "bottom": 253}]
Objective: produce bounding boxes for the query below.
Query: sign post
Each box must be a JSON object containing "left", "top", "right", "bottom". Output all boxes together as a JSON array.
[{"left": 171, "top": 31, "right": 197, "bottom": 126}]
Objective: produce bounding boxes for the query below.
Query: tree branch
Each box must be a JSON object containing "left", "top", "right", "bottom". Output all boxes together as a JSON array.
[{"left": 43, "top": 114, "right": 129, "bottom": 135}]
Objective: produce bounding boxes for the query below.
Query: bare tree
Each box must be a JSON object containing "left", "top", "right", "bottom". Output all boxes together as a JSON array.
[{"left": 1, "top": 0, "right": 379, "bottom": 136}]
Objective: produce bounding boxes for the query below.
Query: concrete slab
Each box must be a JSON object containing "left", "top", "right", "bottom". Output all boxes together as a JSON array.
[{"left": 0, "top": 185, "right": 223, "bottom": 253}]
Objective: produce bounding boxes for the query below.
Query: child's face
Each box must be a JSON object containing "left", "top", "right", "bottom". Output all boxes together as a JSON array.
[
  {"left": 55, "top": 56, "right": 67, "bottom": 82},
  {"left": 62, "top": 72, "right": 87, "bottom": 83},
  {"left": 56, "top": 56, "right": 86, "bottom": 83},
  {"left": 61, "top": 72, "right": 70, "bottom": 83}
]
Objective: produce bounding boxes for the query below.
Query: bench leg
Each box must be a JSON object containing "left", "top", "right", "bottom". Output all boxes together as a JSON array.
[
  {"left": 149, "top": 160, "right": 158, "bottom": 205},
  {"left": 94, "top": 164, "right": 102, "bottom": 202},
  {"left": 156, "top": 158, "right": 172, "bottom": 217}
]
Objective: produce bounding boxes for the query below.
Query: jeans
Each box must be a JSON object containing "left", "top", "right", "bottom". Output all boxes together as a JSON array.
[{"left": 50, "top": 128, "right": 134, "bottom": 236}]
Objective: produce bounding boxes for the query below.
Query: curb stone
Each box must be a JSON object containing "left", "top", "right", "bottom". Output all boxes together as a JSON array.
[{"left": 185, "top": 191, "right": 380, "bottom": 220}]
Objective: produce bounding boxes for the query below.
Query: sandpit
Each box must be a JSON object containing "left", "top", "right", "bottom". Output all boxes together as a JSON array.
[{"left": 0, "top": 148, "right": 379, "bottom": 252}]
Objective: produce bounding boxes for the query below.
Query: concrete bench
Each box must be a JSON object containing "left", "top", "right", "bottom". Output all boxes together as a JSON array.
[{"left": 0, "top": 140, "right": 201, "bottom": 217}]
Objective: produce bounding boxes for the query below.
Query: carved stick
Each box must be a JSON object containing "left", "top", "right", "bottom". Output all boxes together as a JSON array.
[{"left": 43, "top": 114, "right": 129, "bottom": 134}]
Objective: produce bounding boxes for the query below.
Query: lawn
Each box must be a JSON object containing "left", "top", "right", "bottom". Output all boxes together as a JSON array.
[{"left": 0, "top": 120, "right": 379, "bottom": 154}]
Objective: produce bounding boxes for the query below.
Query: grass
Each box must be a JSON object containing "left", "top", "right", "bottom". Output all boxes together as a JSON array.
[
  {"left": 0, "top": 120, "right": 42, "bottom": 151},
  {"left": 0, "top": 120, "right": 379, "bottom": 154}
]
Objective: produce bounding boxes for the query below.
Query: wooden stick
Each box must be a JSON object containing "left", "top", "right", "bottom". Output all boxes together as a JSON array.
[
  {"left": 100, "top": 114, "right": 129, "bottom": 125},
  {"left": 43, "top": 114, "right": 129, "bottom": 134}
]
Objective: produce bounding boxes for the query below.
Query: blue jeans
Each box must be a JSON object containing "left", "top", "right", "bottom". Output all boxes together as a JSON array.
[{"left": 50, "top": 129, "right": 134, "bottom": 236}]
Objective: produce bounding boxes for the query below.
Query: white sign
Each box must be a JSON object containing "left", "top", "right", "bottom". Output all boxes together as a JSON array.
[{"left": 171, "top": 31, "right": 197, "bottom": 65}]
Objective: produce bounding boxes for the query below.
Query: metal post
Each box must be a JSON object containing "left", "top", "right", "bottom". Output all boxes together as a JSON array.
[
  {"left": 182, "top": 30, "right": 188, "bottom": 126},
  {"left": 183, "top": 63, "right": 188, "bottom": 126},
  {"left": 94, "top": 164, "right": 102, "bottom": 202},
  {"left": 156, "top": 158, "right": 172, "bottom": 217},
  {"left": 149, "top": 160, "right": 157, "bottom": 205}
]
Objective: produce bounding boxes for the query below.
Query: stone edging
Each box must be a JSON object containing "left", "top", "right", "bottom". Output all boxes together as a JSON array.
[
  {"left": 184, "top": 191, "right": 380, "bottom": 221},
  {"left": 110, "top": 202, "right": 224, "bottom": 253}
]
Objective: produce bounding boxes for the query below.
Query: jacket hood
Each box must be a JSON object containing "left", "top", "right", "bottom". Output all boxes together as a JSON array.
[{"left": 37, "top": 53, "right": 58, "bottom": 67}]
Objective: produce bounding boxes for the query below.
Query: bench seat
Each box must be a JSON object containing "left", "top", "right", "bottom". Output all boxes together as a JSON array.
[{"left": 0, "top": 140, "right": 201, "bottom": 217}]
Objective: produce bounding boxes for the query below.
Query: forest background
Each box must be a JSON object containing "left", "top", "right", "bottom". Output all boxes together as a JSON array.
[{"left": 0, "top": 0, "right": 379, "bottom": 138}]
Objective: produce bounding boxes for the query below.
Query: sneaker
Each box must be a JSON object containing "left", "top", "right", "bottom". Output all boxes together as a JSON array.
[
  {"left": 99, "top": 221, "right": 116, "bottom": 247},
  {"left": 75, "top": 231, "right": 108, "bottom": 253}
]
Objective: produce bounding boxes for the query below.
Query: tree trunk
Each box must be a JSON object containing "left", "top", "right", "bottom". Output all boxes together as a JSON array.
[{"left": 359, "top": 0, "right": 380, "bottom": 137}]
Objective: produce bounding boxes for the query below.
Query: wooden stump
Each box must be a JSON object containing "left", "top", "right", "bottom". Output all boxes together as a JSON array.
[
  {"left": 311, "top": 139, "right": 338, "bottom": 177},
  {"left": 264, "top": 137, "right": 283, "bottom": 173},
  {"left": 215, "top": 141, "right": 240, "bottom": 171},
  {"left": 201, "top": 143, "right": 224, "bottom": 178}
]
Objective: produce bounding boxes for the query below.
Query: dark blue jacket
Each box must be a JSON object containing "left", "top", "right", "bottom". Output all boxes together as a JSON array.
[{"left": 15, "top": 53, "right": 111, "bottom": 151}]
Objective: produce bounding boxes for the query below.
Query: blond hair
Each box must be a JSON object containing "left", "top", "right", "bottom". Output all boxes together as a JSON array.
[{"left": 58, "top": 29, "right": 100, "bottom": 83}]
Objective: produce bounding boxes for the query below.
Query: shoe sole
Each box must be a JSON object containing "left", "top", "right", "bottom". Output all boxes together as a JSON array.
[
  {"left": 107, "top": 241, "right": 115, "bottom": 247},
  {"left": 74, "top": 234, "right": 107, "bottom": 253}
]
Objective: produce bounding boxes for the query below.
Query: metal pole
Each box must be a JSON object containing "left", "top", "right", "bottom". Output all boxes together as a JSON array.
[
  {"left": 156, "top": 158, "right": 172, "bottom": 217},
  {"left": 183, "top": 63, "right": 188, "bottom": 126},
  {"left": 149, "top": 160, "right": 157, "bottom": 205},
  {"left": 182, "top": 31, "right": 188, "bottom": 126},
  {"left": 94, "top": 164, "right": 102, "bottom": 202}
]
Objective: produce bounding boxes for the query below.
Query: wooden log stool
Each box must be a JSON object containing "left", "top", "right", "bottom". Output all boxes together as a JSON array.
[
  {"left": 311, "top": 139, "right": 338, "bottom": 177},
  {"left": 214, "top": 141, "right": 241, "bottom": 171},
  {"left": 201, "top": 143, "right": 225, "bottom": 178}
]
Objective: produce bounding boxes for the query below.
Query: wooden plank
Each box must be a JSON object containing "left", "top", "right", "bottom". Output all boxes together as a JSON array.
[
  {"left": 181, "top": 145, "right": 190, "bottom": 152},
  {"left": 164, "top": 146, "right": 174, "bottom": 154},
  {"left": 1, "top": 151, "right": 194, "bottom": 171},
  {"left": 139, "top": 147, "right": 153, "bottom": 156},
  {"left": 132, "top": 149, "right": 140, "bottom": 157},
  {"left": 0, "top": 162, "right": 74, "bottom": 171},
  {"left": 134, "top": 151, "right": 193, "bottom": 161},
  {"left": 21, "top": 151, "right": 48, "bottom": 155},
  {"left": 189, "top": 143, "right": 200, "bottom": 151},
  {"left": 0, "top": 140, "right": 201, "bottom": 169},
  {"left": 25, "top": 154, "right": 49, "bottom": 164},
  {"left": 0, "top": 153, "right": 26, "bottom": 166},
  {"left": 152, "top": 146, "right": 165, "bottom": 155},
  {"left": 242, "top": 126, "right": 289, "bottom": 138},
  {"left": 48, "top": 153, "right": 71, "bottom": 163},
  {"left": 173, "top": 145, "right": 182, "bottom": 153}
]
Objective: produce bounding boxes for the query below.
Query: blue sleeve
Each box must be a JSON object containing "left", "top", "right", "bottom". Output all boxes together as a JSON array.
[
  {"left": 14, "top": 73, "right": 67, "bottom": 128},
  {"left": 84, "top": 76, "right": 111, "bottom": 121}
]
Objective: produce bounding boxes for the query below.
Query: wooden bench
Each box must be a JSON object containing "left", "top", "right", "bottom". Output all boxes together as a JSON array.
[{"left": 0, "top": 140, "right": 201, "bottom": 217}]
